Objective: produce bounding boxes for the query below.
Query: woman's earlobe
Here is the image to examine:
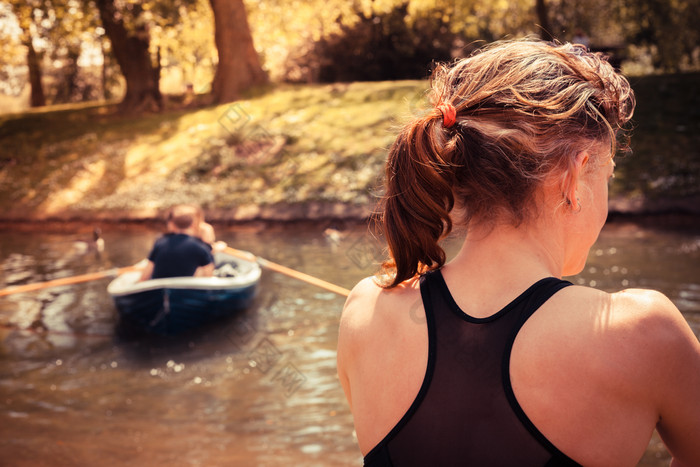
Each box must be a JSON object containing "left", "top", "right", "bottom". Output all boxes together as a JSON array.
[{"left": 565, "top": 194, "right": 582, "bottom": 213}]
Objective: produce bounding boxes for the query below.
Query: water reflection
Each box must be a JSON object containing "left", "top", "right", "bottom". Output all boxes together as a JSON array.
[{"left": 0, "top": 219, "right": 698, "bottom": 466}]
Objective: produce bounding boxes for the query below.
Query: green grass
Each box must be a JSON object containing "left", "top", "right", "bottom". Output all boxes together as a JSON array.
[
  {"left": 0, "top": 81, "right": 425, "bottom": 217},
  {"left": 0, "top": 74, "right": 697, "bottom": 220}
]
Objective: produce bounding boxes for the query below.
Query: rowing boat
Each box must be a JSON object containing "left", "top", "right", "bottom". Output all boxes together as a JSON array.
[{"left": 108, "top": 251, "right": 261, "bottom": 335}]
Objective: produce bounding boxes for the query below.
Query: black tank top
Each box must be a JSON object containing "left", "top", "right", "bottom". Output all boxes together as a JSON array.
[{"left": 363, "top": 270, "right": 581, "bottom": 467}]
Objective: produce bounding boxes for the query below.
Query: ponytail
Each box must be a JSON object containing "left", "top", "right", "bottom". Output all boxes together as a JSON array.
[{"left": 378, "top": 109, "right": 461, "bottom": 288}]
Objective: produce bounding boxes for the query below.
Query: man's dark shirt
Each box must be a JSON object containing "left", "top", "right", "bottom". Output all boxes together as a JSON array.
[{"left": 147, "top": 233, "right": 214, "bottom": 279}]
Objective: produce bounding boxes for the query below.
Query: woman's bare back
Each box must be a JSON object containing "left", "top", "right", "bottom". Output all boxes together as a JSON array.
[{"left": 338, "top": 275, "right": 700, "bottom": 466}]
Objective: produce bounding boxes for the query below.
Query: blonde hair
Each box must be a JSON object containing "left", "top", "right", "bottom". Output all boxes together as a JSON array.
[{"left": 379, "top": 39, "right": 635, "bottom": 288}]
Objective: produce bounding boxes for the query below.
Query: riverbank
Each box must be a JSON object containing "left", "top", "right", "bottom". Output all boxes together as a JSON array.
[{"left": 1, "top": 73, "right": 698, "bottom": 224}]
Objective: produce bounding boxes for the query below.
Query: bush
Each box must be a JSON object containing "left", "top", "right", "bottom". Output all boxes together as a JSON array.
[{"left": 285, "top": 3, "right": 458, "bottom": 83}]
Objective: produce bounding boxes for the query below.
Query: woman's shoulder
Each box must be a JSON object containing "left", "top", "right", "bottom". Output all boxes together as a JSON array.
[
  {"left": 553, "top": 284, "right": 680, "bottom": 324},
  {"left": 522, "top": 285, "right": 694, "bottom": 378},
  {"left": 341, "top": 275, "right": 420, "bottom": 331},
  {"left": 338, "top": 275, "right": 423, "bottom": 358},
  {"left": 607, "top": 288, "right": 700, "bottom": 465},
  {"left": 554, "top": 285, "right": 689, "bottom": 341},
  {"left": 515, "top": 285, "right": 699, "bottom": 465},
  {"left": 598, "top": 287, "right": 691, "bottom": 345},
  {"left": 337, "top": 275, "right": 430, "bottom": 451},
  {"left": 610, "top": 287, "right": 681, "bottom": 320},
  {"left": 608, "top": 287, "right": 699, "bottom": 363},
  {"left": 547, "top": 285, "right": 697, "bottom": 381}
]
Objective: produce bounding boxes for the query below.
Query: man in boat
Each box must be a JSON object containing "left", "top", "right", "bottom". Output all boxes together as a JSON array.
[
  {"left": 139, "top": 204, "right": 215, "bottom": 281},
  {"left": 181, "top": 204, "right": 220, "bottom": 250}
]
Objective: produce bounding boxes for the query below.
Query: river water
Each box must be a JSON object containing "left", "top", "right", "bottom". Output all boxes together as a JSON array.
[{"left": 0, "top": 219, "right": 698, "bottom": 466}]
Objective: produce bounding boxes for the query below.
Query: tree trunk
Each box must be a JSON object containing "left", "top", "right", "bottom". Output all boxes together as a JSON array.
[
  {"left": 101, "top": 38, "right": 108, "bottom": 100},
  {"left": 54, "top": 45, "right": 81, "bottom": 103},
  {"left": 535, "top": 0, "right": 554, "bottom": 41},
  {"left": 95, "top": 0, "right": 161, "bottom": 113},
  {"left": 25, "top": 38, "right": 46, "bottom": 107},
  {"left": 209, "top": 0, "right": 267, "bottom": 104}
]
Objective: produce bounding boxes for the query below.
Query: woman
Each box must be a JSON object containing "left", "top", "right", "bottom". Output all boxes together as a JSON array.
[{"left": 337, "top": 39, "right": 700, "bottom": 466}]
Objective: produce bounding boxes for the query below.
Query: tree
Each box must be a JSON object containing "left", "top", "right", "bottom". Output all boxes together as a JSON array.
[
  {"left": 7, "top": 0, "right": 48, "bottom": 107},
  {"left": 208, "top": 0, "right": 267, "bottom": 103},
  {"left": 2, "top": 0, "right": 114, "bottom": 108},
  {"left": 95, "top": 0, "right": 162, "bottom": 113},
  {"left": 94, "top": 0, "right": 266, "bottom": 110},
  {"left": 24, "top": 35, "right": 46, "bottom": 107},
  {"left": 535, "top": 0, "right": 554, "bottom": 41}
]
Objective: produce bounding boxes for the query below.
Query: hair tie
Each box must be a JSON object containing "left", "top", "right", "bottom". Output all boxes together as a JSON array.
[{"left": 436, "top": 102, "right": 457, "bottom": 128}]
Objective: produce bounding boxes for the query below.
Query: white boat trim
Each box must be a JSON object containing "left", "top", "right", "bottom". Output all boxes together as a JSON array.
[{"left": 108, "top": 255, "right": 261, "bottom": 297}]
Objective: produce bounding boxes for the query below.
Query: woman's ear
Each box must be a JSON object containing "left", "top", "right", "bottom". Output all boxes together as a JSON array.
[{"left": 562, "top": 151, "right": 590, "bottom": 211}]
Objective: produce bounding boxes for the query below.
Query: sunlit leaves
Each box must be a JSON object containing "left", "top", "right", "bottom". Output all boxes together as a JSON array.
[
  {"left": 156, "top": 0, "right": 215, "bottom": 89},
  {"left": 246, "top": 0, "right": 697, "bottom": 77},
  {"left": 616, "top": 0, "right": 699, "bottom": 71},
  {"left": 1, "top": 0, "right": 698, "bottom": 109}
]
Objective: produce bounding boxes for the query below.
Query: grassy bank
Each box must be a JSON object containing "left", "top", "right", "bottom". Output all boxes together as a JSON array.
[{"left": 0, "top": 73, "right": 698, "bottom": 222}]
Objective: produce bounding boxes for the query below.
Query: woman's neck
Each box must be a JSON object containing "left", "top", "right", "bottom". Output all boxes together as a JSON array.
[{"left": 448, "top": 219, "right": 566, "bottom": 283}]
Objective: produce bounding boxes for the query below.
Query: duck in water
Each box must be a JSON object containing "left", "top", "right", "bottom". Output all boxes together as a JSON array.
[{"left": 73, "top": 227, "right": 105, "bottom": 254}]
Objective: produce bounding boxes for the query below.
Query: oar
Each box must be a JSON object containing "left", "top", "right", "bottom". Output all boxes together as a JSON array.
[
  {"left": 0, "top": 265, "right": 141, "bottom": 297},
  {"left": 224, "top": 246, "right": 351, "bottom": 297}
]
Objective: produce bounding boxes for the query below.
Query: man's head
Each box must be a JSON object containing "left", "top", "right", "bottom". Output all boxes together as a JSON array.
[{"left": 166, "top": 204, "right": 202, "bottom": 233}]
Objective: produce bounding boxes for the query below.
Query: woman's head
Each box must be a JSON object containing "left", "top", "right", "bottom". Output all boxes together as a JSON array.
[{"left": 379, "top": 39, "right": 635, "bottom": 287}]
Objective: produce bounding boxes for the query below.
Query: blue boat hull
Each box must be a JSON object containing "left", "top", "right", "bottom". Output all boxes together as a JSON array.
[
  {"left": 108, "top": 252, "right": 261, "bottom": 335},
  {"left": 113, "top": 284, "right": 258, "bottom": 335}
]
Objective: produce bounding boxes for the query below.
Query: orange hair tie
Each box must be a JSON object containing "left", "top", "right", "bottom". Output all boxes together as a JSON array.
[{"left": 437, "top": 102, "right": 457, "bottom": 128}]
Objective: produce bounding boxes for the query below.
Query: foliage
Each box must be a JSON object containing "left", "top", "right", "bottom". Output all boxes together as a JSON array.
[
  {"left": 1, "top": 0, "right": 699, "bottom": 111},
  {"left": 288, "top": 3, "right": 458, "bottom": 82},
  {"left": 543, "top": 0, "right": 624, "bottom": 43},
  {"left": 617, "top": 0, "right": 700, "bottom": 71},
  {"left": 248, "top": 0, "right": 699, "bottom": 82},
  {"left": 155, "top": 0, "right": 216, "bottom": 90},
  {"left": 248, "top": 0, "right": 540, "bottom": 82},
  {"left": 1, "top": 0, "right": 105, "bottom": 104},
  {"left": 0, "top": 3, "right": 25, "bottom": 97},
  {"left": 244, "top": 0, "right": 364, "bottom": 82},
  {"left": 0, "top": 0, "right": 210, "bottom": 110}
]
